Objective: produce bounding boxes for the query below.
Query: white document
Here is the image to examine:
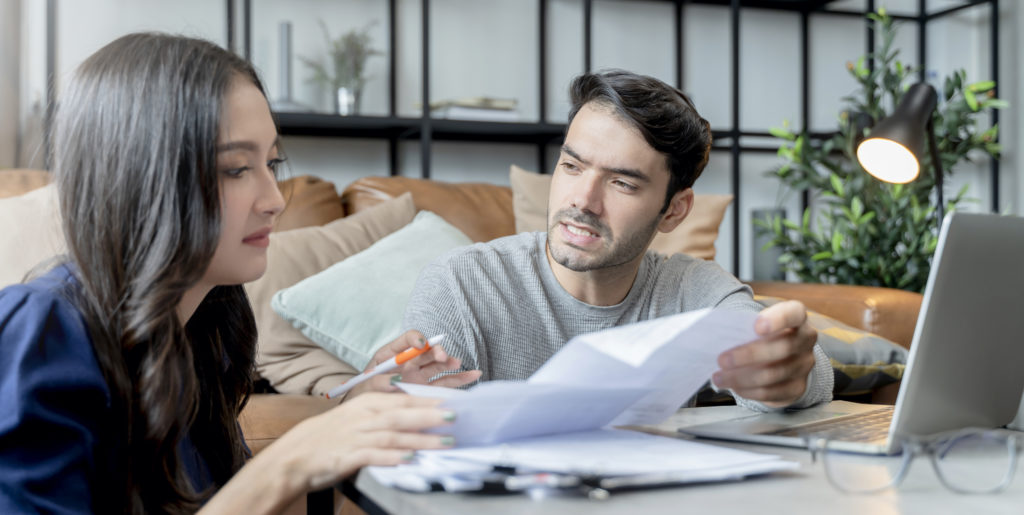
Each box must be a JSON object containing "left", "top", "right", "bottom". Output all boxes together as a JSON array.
[
  {"left": 368, "top": 428, "right": 797, "bottom": 492},
  {"left": 400, "top": 308, "right": 759, "bottom": 446}
]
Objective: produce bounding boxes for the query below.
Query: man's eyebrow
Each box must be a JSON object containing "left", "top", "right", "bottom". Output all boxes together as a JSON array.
[
  {"left": 217, "top": 136, "right": 280, "bottom": 153},
  {"left": 561, "top": 144, "right": 651, "bottom": 183}
]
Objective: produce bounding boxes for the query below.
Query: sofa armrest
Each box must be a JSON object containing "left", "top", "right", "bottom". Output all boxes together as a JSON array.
[
  {"left": 239, "top": 393, "right": 336, "bottom": 455},
  {"left": 747, "top": 281, "right": 923, "bottom": 349}
]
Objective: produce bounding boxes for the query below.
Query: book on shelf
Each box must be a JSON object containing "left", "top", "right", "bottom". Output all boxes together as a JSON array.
[{"left": 428, "top": 96, "right": 521, "bottom": 122}]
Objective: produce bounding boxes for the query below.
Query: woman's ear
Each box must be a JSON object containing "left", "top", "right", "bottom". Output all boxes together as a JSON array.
[{"left": 657, "top": 188, "right": 694, "bottom": 233}]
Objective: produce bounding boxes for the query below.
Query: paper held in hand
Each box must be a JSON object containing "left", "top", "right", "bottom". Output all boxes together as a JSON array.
[{"left": 399, "top": 308, "right": 759, "bottom": 446}]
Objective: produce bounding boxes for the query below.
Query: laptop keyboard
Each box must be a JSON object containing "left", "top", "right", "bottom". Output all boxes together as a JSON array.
[{"left": 771, "top": 406, "right": 895, "bottom": 443}]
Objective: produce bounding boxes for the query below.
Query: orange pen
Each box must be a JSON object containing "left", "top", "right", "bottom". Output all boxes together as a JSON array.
[{"left": 326, "top": 334, "right": 447, "bottom": 399}]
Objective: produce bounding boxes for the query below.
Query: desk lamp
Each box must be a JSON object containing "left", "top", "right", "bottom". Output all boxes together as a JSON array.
[{"left": 856, "top": 82, "right": 944, "bottom": 222}]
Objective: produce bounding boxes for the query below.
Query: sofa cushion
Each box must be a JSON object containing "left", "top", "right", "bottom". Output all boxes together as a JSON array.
[
  {"left": 340, "top": 176, "right": 514, "bottom": 243},
  {"left": 245, "top": 193, "right": 418, "bottom": 396},
  {"left": 0, "top": 169, "right": 52, "bottom": 199},
  {"left": 274, "top": 175, "right": 346, "bottom": 232},
  {"left": 271, "top": 211, "right": 473, "bottom": 370},
  {"left": 509, "top": 165, "right": 732, "bottom": 260},
  {"left": 756, "top": 295, "right": 907, "bottom": 397},
  {"left": 0, "top": 184, "right": 66, "bottom": 288}
]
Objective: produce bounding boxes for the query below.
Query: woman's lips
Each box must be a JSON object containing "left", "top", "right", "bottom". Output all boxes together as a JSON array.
[{"left": 243, "top": 228, "right": 272, "bottom": 247}]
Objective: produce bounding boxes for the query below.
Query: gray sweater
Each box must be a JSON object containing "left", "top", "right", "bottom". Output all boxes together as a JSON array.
[{"left": 402, "top": 232, "right": 833, "bottom": 411}]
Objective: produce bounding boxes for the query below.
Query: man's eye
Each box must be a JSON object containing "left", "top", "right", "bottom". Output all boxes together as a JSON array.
[
  {"left": 560, "top": 162, "right": 579, "bottom": 172},
  {"left": 614, "top": 179, "right": 638, "bottom": 192}
]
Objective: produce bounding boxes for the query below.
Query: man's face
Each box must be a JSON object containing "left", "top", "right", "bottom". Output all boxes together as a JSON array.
[{"left": 547, "top": 102, "right": 673, "bottom": 272}]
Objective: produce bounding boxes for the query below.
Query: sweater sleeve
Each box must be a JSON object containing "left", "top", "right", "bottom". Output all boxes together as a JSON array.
[
  {"left": 713, "top": 288, "right": 834, "bottom": 412},
  {"left": 0, "top": 285, "right": 111, "bottom": 514},
  {"left": 402, "top": 260, "right": 488, "bottom": 383}
]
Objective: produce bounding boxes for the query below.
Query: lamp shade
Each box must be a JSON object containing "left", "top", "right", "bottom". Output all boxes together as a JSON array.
[{"left": 856, "top": 83, "right": 938, "bottom": 184}]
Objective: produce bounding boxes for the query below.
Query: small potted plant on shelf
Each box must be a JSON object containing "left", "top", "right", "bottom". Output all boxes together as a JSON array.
[
  {"left": 300, "top": 20, "right": 382, "bottom": 115},
  {"left": 759, "top": 9, "right": 1005, "bottom": 293}
]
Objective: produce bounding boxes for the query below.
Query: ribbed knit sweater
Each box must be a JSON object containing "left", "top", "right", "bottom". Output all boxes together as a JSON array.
[{"left": 402, "top": 232, "right": 833, "bottom": 411}]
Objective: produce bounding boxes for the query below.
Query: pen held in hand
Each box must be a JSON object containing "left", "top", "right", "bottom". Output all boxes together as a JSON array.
[{"left": 326, "top": 334, "right": 447, "bottom": 399}]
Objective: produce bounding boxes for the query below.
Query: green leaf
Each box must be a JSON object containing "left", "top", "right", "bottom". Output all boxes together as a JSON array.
[
  {"left": 811, "top": 251, "right": 833, "bottom": 261},
  {"left": 851, "top": 197, "right": 863, "bottom": 219},
  {"left": 981, "top": 99, "right": 1009, "bottom": 110},
  {"left": 769, "top": 126, "right": 794, "bottom": 140},
  {"left": 968, "top": 80, "right": 995, "bottom": 93},
  {"left": 831, "top": 231, "right": 842, "bottom": 254},
  {"left": 964, "top": 89, "right": 979, "bottom": 111},
  {"left": 830, "top": 174, "right": 845, "bottom": 197}
]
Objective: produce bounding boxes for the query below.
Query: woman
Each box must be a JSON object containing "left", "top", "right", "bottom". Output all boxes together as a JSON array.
[{"left": 0, "top": 33, "right": 455, "bottom": 513}]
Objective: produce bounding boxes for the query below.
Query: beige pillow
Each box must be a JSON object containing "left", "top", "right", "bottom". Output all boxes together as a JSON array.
[
  {"left": 510, "top": 165, "right": 732, "bottom": 260},
  {"left": 245, "top": 192, "right": 418, "bottom": 396},
  {"left": 0, "top": 184, "right": 66, "bottom": 288}
]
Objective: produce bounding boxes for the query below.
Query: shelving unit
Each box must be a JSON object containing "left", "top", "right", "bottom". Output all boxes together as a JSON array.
[{"left": 225, "top": 0, "right": 1000, "bottom": 276}]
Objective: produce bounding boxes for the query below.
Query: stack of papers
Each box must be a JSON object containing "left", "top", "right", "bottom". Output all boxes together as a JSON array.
[
  {"left": 368, "top": 428, "right": 797, "bottom": 493},
  {"left": 399, "top": 308, "right": 761, "bottom": 445},
  {"left": 370, "top": 309, "right": 795, "bottom": 493}
]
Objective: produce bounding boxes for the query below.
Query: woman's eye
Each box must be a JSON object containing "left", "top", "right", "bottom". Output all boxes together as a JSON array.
[
  {"left": 223, "top": 166, "right": 249, "bottom": 178},
  {"left": 267, "top": 157, "right": 286, "bottom": 174}
]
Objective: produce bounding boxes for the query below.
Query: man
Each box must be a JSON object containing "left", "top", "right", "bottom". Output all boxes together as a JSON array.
[{"left": 392, "top": 70, "right": 832, "bottom": 410}]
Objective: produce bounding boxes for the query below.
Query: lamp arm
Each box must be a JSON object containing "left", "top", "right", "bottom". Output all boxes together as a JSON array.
[{"left": 927, "top": 117, "right": 944, "bottom": 226}]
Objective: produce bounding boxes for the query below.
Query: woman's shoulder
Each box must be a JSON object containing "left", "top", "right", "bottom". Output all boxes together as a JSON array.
[
  {"left": 0, "top": 265, "right": 86, "bottom": 337},
  {"left": 0, "top": 265, "right": 104, "bottom": 393}
]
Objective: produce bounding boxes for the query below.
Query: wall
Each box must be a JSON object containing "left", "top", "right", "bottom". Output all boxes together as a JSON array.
[
  {"left": 12, "top": 0, "right": 1020, "bottom": 279},
  {"left": 0, "top": 0, "right": 19, "bottom": 167}
]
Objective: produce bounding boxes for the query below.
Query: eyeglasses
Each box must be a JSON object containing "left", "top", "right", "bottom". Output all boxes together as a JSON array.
[{"left": 804, "top": 428, "right": 1024, "bottom": 494}]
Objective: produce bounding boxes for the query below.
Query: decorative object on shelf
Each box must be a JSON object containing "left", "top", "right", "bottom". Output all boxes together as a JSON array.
[
  {"left": 270, "top": 21, "right": 312, "bottom": 113},
  {"left": 429, "top": 97, "right": 520, "bottom": 122},
  {"left": 299, "top": 20, "right": 382, "bottom": 116},
  {"left": 759, "top": 9, "right": 1004, "bottom": 293}
]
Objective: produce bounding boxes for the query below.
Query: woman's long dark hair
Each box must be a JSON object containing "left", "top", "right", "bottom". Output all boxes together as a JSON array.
[{"left": 51, "top": 33, "right": 265, "bottom": 513}]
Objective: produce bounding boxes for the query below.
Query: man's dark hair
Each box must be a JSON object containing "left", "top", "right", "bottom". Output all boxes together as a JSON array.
[{"left": 567, "top": 69, "right": 712, "bottom": 211}]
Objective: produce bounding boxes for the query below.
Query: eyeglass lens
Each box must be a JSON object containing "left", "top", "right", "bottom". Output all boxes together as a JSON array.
[{"left": 820, "top": 432, "right": 1016, "bottom": 494}]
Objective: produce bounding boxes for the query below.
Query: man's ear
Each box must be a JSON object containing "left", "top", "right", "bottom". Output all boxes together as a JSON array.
[{"left": 657, "top": 188, "right": 694, "bottom": 233}]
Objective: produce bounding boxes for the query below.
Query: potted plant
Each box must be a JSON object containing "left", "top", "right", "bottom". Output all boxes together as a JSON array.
[
  {"left": 760, "top": 9, "right": 1005, "bottom": 293},
  {"left": 300, "top": 20, "right": 382, "bottom": 115}
]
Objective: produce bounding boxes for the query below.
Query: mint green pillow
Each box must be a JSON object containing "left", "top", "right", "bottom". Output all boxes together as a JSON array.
[{"left": 271, "top": 211, "right": 473, "bottom": 370}]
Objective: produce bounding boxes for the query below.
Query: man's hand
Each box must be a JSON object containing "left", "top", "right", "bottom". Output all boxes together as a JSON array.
[
  {"left": 345, "top": 330, "right": 482, "bottom": 400},
  {"left": 712, "top": 301, "right": 818, "bottom": 408}
]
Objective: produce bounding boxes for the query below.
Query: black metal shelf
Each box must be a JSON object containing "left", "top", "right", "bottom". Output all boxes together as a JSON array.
[{"left": 232, "top": 0, "right": 1000, "bottom": 277}]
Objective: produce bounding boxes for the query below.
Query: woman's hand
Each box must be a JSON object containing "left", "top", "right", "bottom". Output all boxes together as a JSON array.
[
  {"left": 206, "top": 393, "right": 456, "bottom": 514},
  {"left": 345, "top": 330, "right": 482, "bottom": 399}
]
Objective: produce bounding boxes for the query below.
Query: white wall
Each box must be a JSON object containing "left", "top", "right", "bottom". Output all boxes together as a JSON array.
[
  {"left": 0, "top": 0, "right": 18, "bottom": 168},
  {"left": 14, "top": 0, "right": 1020, "bottom": 279}
]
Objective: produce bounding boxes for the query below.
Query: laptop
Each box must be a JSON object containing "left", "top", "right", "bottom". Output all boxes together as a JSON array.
[{"left": 680, "top": 212, "right": 1024, "bottom": 455}]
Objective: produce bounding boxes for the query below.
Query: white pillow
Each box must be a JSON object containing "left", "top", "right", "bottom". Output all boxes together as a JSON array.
[
  {"left": 271, "top": 211, "right": 473, "bottom": 369},
  {"left": 0, "top": 184, "right": 66, "bottom": 288}
]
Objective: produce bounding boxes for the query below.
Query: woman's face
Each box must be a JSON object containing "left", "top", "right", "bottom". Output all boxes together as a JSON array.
[{"left": 201, "top": 76, "right": 285, "bottom": 287}]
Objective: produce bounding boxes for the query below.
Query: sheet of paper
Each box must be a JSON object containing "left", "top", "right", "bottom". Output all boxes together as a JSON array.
[
  {"left": 368, "top": 428, "right": 798, "bottom": 492},
  {"left": 401, "top": 308, "right": 760, "bottom": 443},
  {"left": 531, "top": 308, "right": 760, "bottom": 425},
  {"left": 398, "top": 381, "right": 649, "bottom": 446}
]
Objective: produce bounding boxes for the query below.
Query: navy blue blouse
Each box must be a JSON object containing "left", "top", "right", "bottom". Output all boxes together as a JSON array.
[{"left": 0, "top": 265, "right": 214, "bottom": 513}]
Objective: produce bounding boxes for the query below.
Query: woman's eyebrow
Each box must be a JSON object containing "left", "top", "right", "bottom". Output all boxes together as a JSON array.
[{"left": 216, "top": 136, "right": 280, "bottom": 153}]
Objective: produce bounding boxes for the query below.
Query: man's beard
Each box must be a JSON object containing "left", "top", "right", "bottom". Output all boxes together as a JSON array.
[{"left": 547, "top": 207, "right": 661, "bottom": 272}]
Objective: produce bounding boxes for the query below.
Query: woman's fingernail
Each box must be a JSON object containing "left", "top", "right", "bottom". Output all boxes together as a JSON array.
[
  {"left": 443, "top": 410, "right": 456, "bottom": 422},
  {"left": 418, "top": 337, "right": 426, "bottom": 345},
  {"left": 390, "top": 374, "right": 403, "bottom": 385},
  {"left": 440, "top": 436, "right": 456, "bottom": 447},
  {"left": 401, "top": 452, "right": 415, "bottom": 462}
]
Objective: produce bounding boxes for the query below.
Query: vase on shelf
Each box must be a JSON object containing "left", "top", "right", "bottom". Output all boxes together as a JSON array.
[{"left": 335, "top": 86, "right": 360, "bottom": 116}]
